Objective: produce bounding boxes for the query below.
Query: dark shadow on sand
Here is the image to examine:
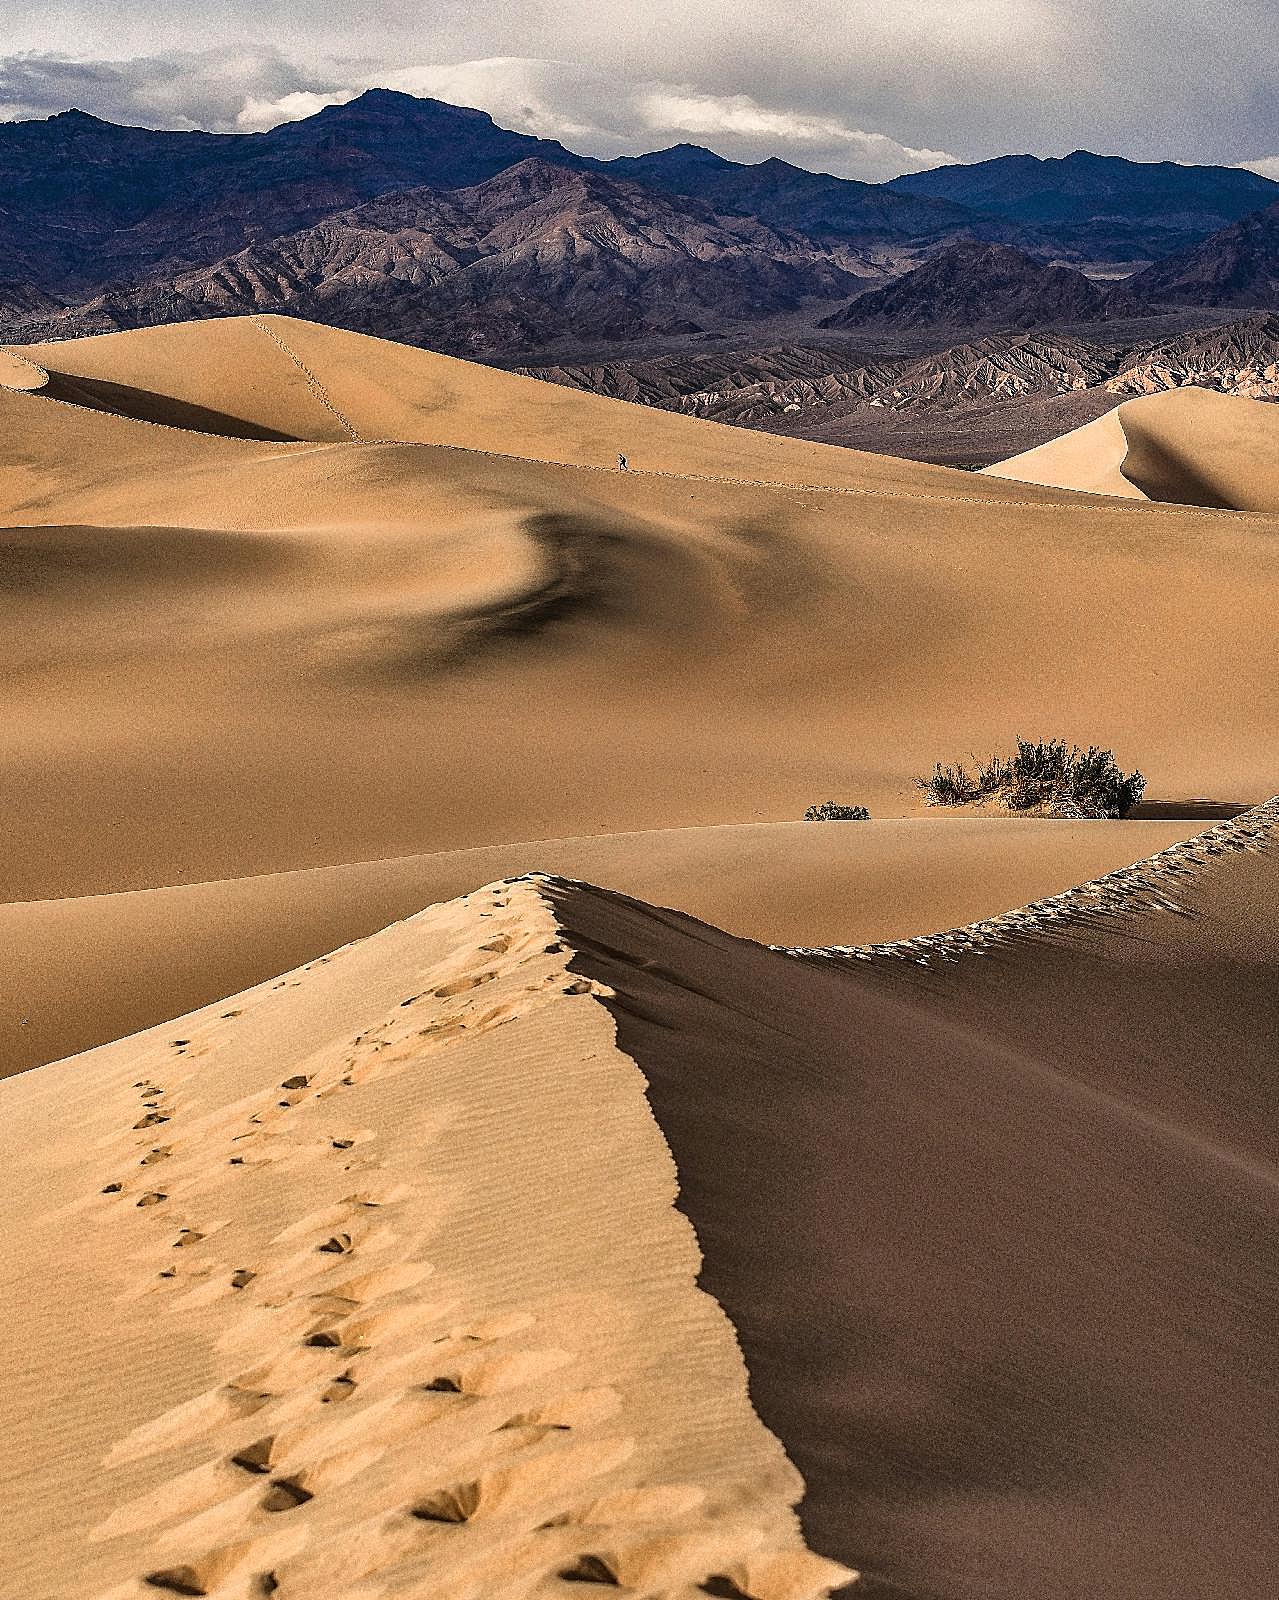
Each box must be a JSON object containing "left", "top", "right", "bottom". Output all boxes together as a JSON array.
[
  {"left": 44, "top": 372, "right": 298, "bottom": 441},
  {"left": 1129, "top": 798, "right": 1254, "bottom": 821}
]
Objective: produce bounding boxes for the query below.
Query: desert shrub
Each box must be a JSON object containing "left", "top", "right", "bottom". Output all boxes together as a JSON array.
[
  {"left": 974, "top": 753, "right": 1012, "bottom": 795},
  {"left": 916, "top": 762, "right": 980, "bottom": 808},
  {"left": 916, "top": 738, "right": 1145, "bottom": 819},
  {"left": 804, "top": 801, "right": 871, "bottom": 821}
]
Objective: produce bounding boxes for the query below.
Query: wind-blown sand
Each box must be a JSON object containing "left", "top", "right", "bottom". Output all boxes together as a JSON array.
[
  {"left": 1, "top": 817, "right": 1199, "bottom": 1076},
  {"left": 2, "top": 807, "right": 1275, "bottom": 1597},
  {"left": 3, "top": 317, "right": 1277, "bottom": 900},
  {"left": 3, "top": 316, "right": 1277, "bottom": 1598}
]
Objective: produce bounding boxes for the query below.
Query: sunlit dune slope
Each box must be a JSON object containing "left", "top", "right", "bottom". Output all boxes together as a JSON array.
[
  {"left": 15, "top": 314, "right": 987, "bottom": 490},
  {"left": 1, "top": 816, "right": 1197, "bottom": 1075},
  {"left": 3, "top": 805, "right": 1275, "bottom": 1597},
  {"left": 0, "top": 876, "right": 850, "bottom": 1600},
  {"left": 0, "top": 349, "right": 49, "bottom": 392},
  {"left": 2, "top": 317, "right": 1277, "bottom": 901},
  {"left": 980, "top": 406, "right": 1146, "bottom": 498},
  {"left": 985, "top": 385, "right": 1279, "bottom": 508}
]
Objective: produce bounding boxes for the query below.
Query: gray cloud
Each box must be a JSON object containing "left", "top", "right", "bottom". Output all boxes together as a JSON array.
[
  {"left": 378, "top": 57, "right": 956, "bottom": 179},
  {"left": 0, "top": 46, "right": 351, "bottom": 131},
  {"left": 0, "top": 46, "right": 958, "bottom": 178},
  {"left": 0, "top": 0, "right": 1276, "bottom": 179}
]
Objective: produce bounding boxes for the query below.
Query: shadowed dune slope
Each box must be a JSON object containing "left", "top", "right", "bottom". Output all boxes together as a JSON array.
[
  {"left": 3, "top": 808, "right": 1276, "bottom": 1596},
  {"left": 1116, "top": 386, "right": 1279, "bottom": 509},
  {"left": 985, "top": 385, "right": 1279, "bottom": 508},
  {"left": 547, "top": 799, "right": 1279, "bottom": 1599},
  {"left": 0, "top": 817, "right": 1196, "bottom": 1075},
  {"left": 3, "top": 317, "right": 1278, "bottom": 901}
]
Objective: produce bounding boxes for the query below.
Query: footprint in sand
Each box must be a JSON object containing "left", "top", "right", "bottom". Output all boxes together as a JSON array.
[{"left": 433, "top": 970, "right": 498, "bottom": 999}]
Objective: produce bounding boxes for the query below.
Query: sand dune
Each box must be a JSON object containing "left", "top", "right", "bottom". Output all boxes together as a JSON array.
[
  {"left": 551, "top": 799, "right": 1279, "bottom": 1599},
  {"left": 4, "top": 313, "right": 1278, "bottom": 1596},
  {"left": 0, "top": 876, "right": 851, "bottom": 1600},
  {"left": 985, "top": 385, "right": 1279, "bottom": 508},
  {"left": 1, "top": 817, "right": 1200, "bottom": 1076},
  {"left": 3, "top": 804, "right": 1275, "bottom": 1597},
  {"left": 3, "top": 317, "right": 1278, "bottom": 903},
  {"left": 16, "top": 314, "right": 983, "bottom": 484},
  {"left": 980, "top": 405, "right": 1146, "bottom": 498},
  {"left": 0, "top": 349, "right": 49, "bottom": 392}
]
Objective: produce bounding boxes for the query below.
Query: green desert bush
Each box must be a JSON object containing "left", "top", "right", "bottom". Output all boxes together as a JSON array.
[
  {"left": 804, "top": 801, "right": 871, "bottom": 821},
  {"left": 916, "top": 738, "right": 1145, "bottom": 819}
]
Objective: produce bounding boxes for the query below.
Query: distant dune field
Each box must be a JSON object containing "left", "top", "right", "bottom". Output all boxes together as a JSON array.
[
  {"left": 2, "top": 316, "right": 1277, "bottom": 1599},
  {"left": 3, "top": 316, "right": 1277, "bottom": 906},
  {"left": 984, "top": 383, "right": 1279, "bottom": 505}
]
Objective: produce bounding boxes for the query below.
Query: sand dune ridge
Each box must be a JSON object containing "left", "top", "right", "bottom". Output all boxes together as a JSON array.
[{"left": 790, "top": 792, "right": 1279, "bottom": 965}]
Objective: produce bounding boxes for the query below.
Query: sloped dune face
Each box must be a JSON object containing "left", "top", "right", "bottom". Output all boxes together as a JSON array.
[
  {"left": 4, "top": 313, "right": 1278, "bottom": 1599},
  {"left": 3, "top": 316, "right": 1279, "bottom": 902},
  {"left": 984, "top": 385, "right": 1279, "bottom": 509},
  {"left": 979, "top": 406, "right": 1148, "bottom": 498},
  {"left": 0, "top": 815, "right": 1201, "bottom": 1077},
  {"left": 0, "top": 348, "right": 49, "bottom": 391},
  {"left": 1114, "top": 386, "right": 1279, "bottom": 510},
  {"left": 4, "top": 810, "right": 1276, "bottom": 1597},
  {"left": 0, "top": 877, "right": 851, "bottom": 1600}
]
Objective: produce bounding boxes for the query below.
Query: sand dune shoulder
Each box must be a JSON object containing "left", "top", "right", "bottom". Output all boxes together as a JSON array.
[
  {"left": 1, "top": 816, "right": 1203, "bottom": 1076},
  {"left": 3, "top": 803, "right": 1277, "bottom": 1597},
  {"left": 985, "top": 385, "right": 1279, "bottom": 509},
  {"left": 0, "top": 876, "right": 849, "bottom": 1600}
]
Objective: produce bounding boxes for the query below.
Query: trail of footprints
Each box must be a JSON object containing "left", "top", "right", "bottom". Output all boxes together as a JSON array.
[{"left": 88, "top": 884, "right": 839, "bottom": 1600}]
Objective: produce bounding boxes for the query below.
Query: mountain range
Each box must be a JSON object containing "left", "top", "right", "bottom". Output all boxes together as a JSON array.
[
  {"left": 2, "top": 89, "right": 1278, "bottom": 361},
  {"left": 9, "top": 159, "right": 873, "bottom": 355},
  {"left": 523, "top": 313, "right": 1279, "bottom": 466},
  {"left": 888, "top": 150, "right": 1279, "bottom": 258},
  {"left": 1126, "top": 203, "right": 1279, "bottom": 308},
  {"left": 818, "top": 241, "right": 1143, "bottom": 331}
]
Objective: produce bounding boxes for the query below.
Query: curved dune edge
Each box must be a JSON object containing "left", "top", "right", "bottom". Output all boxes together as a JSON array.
[
  {"left": 793, "top": 792, "right": 1279, "bottom": 964},
  {"left": 0, "top": 348, "right": 50, "bottom": 392},
  {"left": 979, "top": 403, "right": 1146, "bottom": 499},
  {"left": 538, "top": 795, "right": 1279, "bottom": 1596},
  {"left": 983, "top": 387, "right": 1279, "bottom": 511},
  {"left": 0, "top": 816, "right": 1203, "bottom": 1078},
  {"left": 3, "top": 809, "right": 1276, "bottom": 1593},
  {"left": 4, "top": 317, "right": 1279, "bottom": 903},
  {"left": 0, "top": 878, "right": 853, "bottom": 1600}
]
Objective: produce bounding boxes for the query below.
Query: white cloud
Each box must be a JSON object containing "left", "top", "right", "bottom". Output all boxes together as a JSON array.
[
  {"left": 384, "top": 58, "right": 610, "bottom": 146},
  {"left": 235, "top": 89, "right": 354, "bottom": 132},
  {"left": 3, "top": 0, "right": 1279, "bottom": 180},
  {"left": 0, "top": 46, "right": 353, "bottom": 131},
  {"left": 1238, "top": 156, "right": 1279, "bottom": 182},
  {"left": 380, "top": 56, "right": 956, "bottom": 180},
  {"left": 0, "top": 45, "right": 959, "bottom": 180},
  {"left": 636, "top": 89, "right": 955, "bottom": 178}
]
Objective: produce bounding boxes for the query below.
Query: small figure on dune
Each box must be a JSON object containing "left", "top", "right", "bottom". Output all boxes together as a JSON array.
[{"left": 618, "top": 453, "right": 628, "bottom": 471}]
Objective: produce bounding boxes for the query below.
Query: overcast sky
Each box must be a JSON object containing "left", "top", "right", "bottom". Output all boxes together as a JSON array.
[{"left": 0, "top": 1, "right": 1275, "bottom": 182}]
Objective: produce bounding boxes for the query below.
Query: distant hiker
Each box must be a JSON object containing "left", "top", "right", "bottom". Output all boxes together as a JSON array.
[{"left": 617, "top": 453, "right": 628, "bottom": 471}]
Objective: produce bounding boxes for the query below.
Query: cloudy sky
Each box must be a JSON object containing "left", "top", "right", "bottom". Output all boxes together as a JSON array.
[{"left": 1, "top": 0, "right": 1276, "bottom": 182}]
